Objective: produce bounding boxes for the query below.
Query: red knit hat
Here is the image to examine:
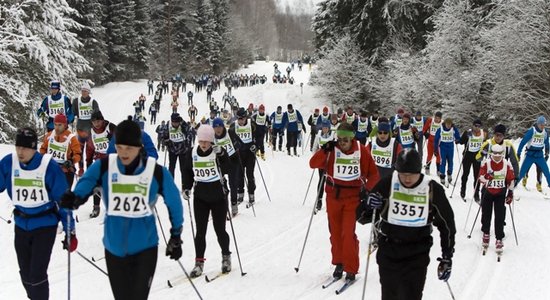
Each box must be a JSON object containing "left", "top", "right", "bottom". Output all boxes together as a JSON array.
[
  {"left": 54, "top": 114, "right": 67, "bottom": 124},
  {"left": 323, "top": 106, "right": 329, "bottom": 113},
  {"left": 259, "top": 104, "right": 265, "bottom": 111}
]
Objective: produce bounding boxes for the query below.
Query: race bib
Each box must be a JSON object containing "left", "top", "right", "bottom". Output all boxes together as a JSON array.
[
  {"left": 333, "top": 143, "right": 361, "bottom": 181},
  {"left": 169, "top": 127, "right": 184, "bottom": 142},
  {"left": 236, "top": 123, "right": 253, "bottom": 143},
  {"left": 388, "top": 173, "right": 429, "bottom": 227},
  {"left": 12, "top": 155, "right": 51, "bottom": 208},
  {"left": 192, "top": 148, "right": 220, "bottom": 183}
]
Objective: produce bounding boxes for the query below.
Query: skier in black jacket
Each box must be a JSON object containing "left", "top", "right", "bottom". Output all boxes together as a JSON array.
[{"left": 357, "top": 148, "right": 456, "bottom": 300}]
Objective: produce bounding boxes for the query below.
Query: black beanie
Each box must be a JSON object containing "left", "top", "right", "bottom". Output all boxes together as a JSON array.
[
  {"left": 116, "top": 118, "right": 142, "bottom": 147},
  {"left": 15, "top": 127, "right": 38, "bottom": 150},
  {"left": 494, "top": 124, "right": 506, "bottom": 134},
  {"left": 91, "top": 110, "right": 104, "bottom": 121}
]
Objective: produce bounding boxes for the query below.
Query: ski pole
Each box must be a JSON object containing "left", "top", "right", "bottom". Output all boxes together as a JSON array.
[
  {"left": 255, "top": 159, "right": 272, "bottom": 202},
  {"left": 301, "top": 169, "right": 316, "bottom": 206},
  {"left": 154, "top": 207, "right": 168, "bottom": 244},
  {"left": 0, "top": 215, "right": 11, "bottom": 224},
  {"left": 236, "top": 151, "right": 257, "bottom": 216},
  {"left": 176, "top": 260, "right": 204, "bottom": 300},
  {"left": 449, "top": 148, "right": 464, "bottom": 198},
  {"left": 67, "top": 213, "right": 71, "bottom": 300},
  {"left": 467, "top": 201, "right": 482, "bottom": 238},
  {"left": 76, "top": 251, "right": 108, "bottom": 276},
  {"left": 186, "top": 197, "right": 196, "bottom": 242},
  {"left": 361, "top": 209, "right": 377, "bottom": 300},
  {"left": 446, "top": 281, "right": 456, "bottom": 300},
  {"left": 294, "top": 171, "right": 327, "bottom": 273},
  {"left": 508, "top": 203, "right": 519, "bottom": 246},
  {"left": 227, "top": 210, "right": 247, "bottom": 276}
]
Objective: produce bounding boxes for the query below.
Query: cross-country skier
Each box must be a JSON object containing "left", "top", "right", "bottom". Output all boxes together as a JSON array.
[
  {"left": 282, "top": 104, "right": 305, "bottom": 156},
  {"left": 434, "top": 118, "right": 461, "bottom": 186},
  {"left": 0, "top": 127, "right": 76, "bottom": 300},
  {"left": 458, "top": 119, "right": 487, "bottom": 201},
  {"left": 72, "top": 82, "right": 99, "bottom": 176},
  {"left": 213, "top": 118, "right": 241, "bottom": 216},
  {"left": 163, "top": 113, "right": 193, "bottom": 188},
  {"left": 37, "top": 80, "right": 75, "bottom": 132},
  {"left": 390, "top": 108, "right": 405, "bottom": 135},
  {"left": 412, "top": 111, "right": 425, "bottom": 162},
  {"left": 230, "top": 108, "right": 257, "bottom": 205},
  {"left": 395, "top": 113, "right": 419, "bottom": 150},
  {"left": 252, "top": 104, "right": 270, "bottom": 160},
  {"left": 183, "top": 125, "right": 232, "bottom": 278},
  {"left": 516, "top": 116, "right": 550, "bottom": 191},
  {"left": 307, "top": 108, "right": 321, "bottom": 151},
  {"left": 367, "top": 120, "right": 402, "bottom": 180},
  {"left": 60, "top": 118, "right": 183, "bottom": 300},
  {"left": 352, "top": 111, "right": 369, "bottom": 145},
  {"left": 422, "top": 111, "right": 443, "bottom": 175},
  {"left": 356, "top": 148, "right": 456, "bottom": 300},
  {"left": 270, "top": 106, "right": 285, "bottom": 151}
]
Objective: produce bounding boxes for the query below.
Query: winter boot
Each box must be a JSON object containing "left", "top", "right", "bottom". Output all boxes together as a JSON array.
[
  {"left": 90, "top": 205, "right": 100, "bottom": 218},
  {"left": 190, "top": 260, "right": 205, "bottom": 278},
  {"left": 482, "top": 233, "right": 490, "bottom": 247},
  {"left": 332, "top": 264, "right": 344, "bottom": 279},
  {"left": 537, "top": 183, "right": 542, "bottom": 192},
  {"left": 522, "top": 176, "right": 528, "bottom": 187},
  {"left": 231, "top": 203, "right": 238, "bottom": 217},
  {"left": 237, "top": 193, "right": 244, "bottom": 204},
  {"left": 495, "top": 240, "right": 503, "bottom": 253},
  {"left": 256, "top": 150, "right": 261, "bottom": 158},
  {"left": 248, "top": 194, "right": 255, "bottom": 205},
  {"left": 261, "top": 152, "right": 265, "bottom": 161},
  {"left": 222, "top": 254, "right": 232, "bottom": 273},
  {"left": 447, "top": 176, "right": 452, "bottom": 184},
  {"left": 345, "top": 272, "right": 356, "bottom": 281},
  {"left": 440, "top": 176, "right": 446, "bottom": 186}
]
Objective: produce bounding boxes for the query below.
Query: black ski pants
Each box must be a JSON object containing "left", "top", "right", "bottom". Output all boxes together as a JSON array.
[
  {"left": 105, "top": 247, "right": 157, "bottom": 300},
  {"left": 310, "top": 131, "right": 317, "bottom": 150},
  {"left": 481, "top": 190, "right": 506, "bottom": 240},
  {"left": 168, "top": 151, "right": 186, "bottom": 187},
  {"left": 272, "top": 128, "right": 284, "bottom": 150},
  {"left": 287, "top": 131, "right": 298, "bottom": 152},
  {"left": 237, "top": 150, "right": 256, "bottom": 194},
  {"left": 193, "top": 197, "right": 231, "bottom": 259},
  {"left": 376, "top": 237, "right": 431, "bottom": 300},
  {"left": 317, "top": 169, "right": 326, "bottom": 201},
  {"left": 15, "top": 225, "right": 57, "bottom": 300},
  {"left": 228, "top": 158, "right": 240, "bottom": 205},
  {"left": 150, "top": 112, "right": 156, "bottom": 124},
  {"left": 256, "top": 127, "right": 267, "bottom": 154},
  {"left": 461, "top": 151, "right": 481, "bottom": 197}
]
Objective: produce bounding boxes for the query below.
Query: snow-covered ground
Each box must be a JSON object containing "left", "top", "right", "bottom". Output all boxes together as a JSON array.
[{"left": 0, "top": 61, "right": 549, "bottom": 299}]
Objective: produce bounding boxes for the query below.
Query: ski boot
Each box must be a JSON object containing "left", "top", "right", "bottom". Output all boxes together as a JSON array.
[
  {"left": 447, "top": 175, "right": 452, "bottom": 185},
  {"left": 440, "top": 176, "right": 446, "bottom": 186},
  {"left": 90, "top": 205, "right": 100, "bottom": 218},
  {"left": 522, "top": 176, "right": 528, "bottom": 187},
  {"left": 474, "top": 193, "right": 481, "bottom": 204},
  {"left": 256, "top": 150, "right": 261, "bottom": 158},
  {"left": 246, "top": 194, "right": 255, "bottom": 208},
  {"left": 495, "top": 240, "right": 503, "bottom": 254},
  {"left": 482, "top": 233, "right": 490, "bottom": 255},
  {"left": 345, "top": 272, "right": 356, "bottom": 281},
  {"left": 261, "top": 152, "right": 266, "bottom": 161},
  {"left": 537, "top": 183, "right": 542, "bottom": 192},
  {"left": 222, "top": 254, "right": 232, "bottom": 273},
  {"left": 237, "top": 193, "right": 244, "bottom": 204},
  {"left": 231, "top": 203, "right": 238, "bottom": 217},
  {"left": 460, "top": 191, "right": 466, "bottom": 201},
  {"left": 190, "top": 260, "right": 205, "bottom": 278},
  {"left": 424, "top": 164, "right": 431, "bottom": 175},
  {"left": 333, "top": 264, "right": 344, "bottom": 279}
]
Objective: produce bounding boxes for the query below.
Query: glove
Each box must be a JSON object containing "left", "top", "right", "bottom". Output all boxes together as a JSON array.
[
  {"left": 356, "top": 195, "right": 372, "bottom": 225},
  {"left": 423, "top": 132, "right": 429, "bottom": 139},
  {"left": 506, "top": 190, "right": 513, "bottom": 204},
  {"left": 213, "top": 145, "right": 223, "bottom": 155},
  {"left": 59, "top": 191, "right": 85, "bottom": 209},
  {"left": 545, "top": 152, "right": 549, "bottom": 161},
  {"left": 63, "top": 160, "right": 75, "bottom": 171},
  {"left": 517, "top": 154, "right": 521, "bottom": 161},
  {"left": 367, "top": 192, "right": 383, "bottom": 209},
  {"left": 77, "top": 168, "right": 84, "bottom": 177},
  {"left": 481, "top": 149, "right": 488, "bottom": 157},
  {"left": 62, "top": 232, "right": 78, "bottom": 253},
  {"left": 165, "top": 235, "right": 183, "bottom": 260},
  {"left": 249, "top": 144, "right": 256, "bottom": 153},
  {"left": 321, "top": 140, "right": 336, "bottom": 153},
  {"left": 484, "top": 171, "right": 494, "bottom": 181},
  {"left": 182, "top": 189, "right": 190, "bottom": 201},
  {"left": 437, "top": 257, "right": 452, "bottom": 281}
]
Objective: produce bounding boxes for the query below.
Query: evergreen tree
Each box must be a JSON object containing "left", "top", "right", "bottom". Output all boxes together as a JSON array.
[
  {"left": 132, "top": 0, "right": 153, "bottom": 78},
  {"left": 104, "top": 0, "right": 137, "bottom": 81},
  {"left": 190, "top": 0, "right": 220, "bottom": 73}
]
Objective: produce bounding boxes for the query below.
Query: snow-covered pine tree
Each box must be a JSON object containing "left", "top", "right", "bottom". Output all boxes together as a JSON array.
[
  {"left": 190, "top": 0, "right": 221, "bottom": 73},
  {"left": 104, "top": 0, "right": 137, "bottom": 81},
  {"left": 131, "top": 0, "right": 153, "bottom": 78},
  {"left": 211, "top": 0, "right": 230, "bottom": 73}
]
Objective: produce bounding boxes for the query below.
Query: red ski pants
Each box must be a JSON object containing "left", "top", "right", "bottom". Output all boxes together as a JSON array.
[
  {"left": 425, "top": 136, "right": 441, "bottom": 165},
  {"left": 326, "top": 194, "right": 360, "bottom": 274}
]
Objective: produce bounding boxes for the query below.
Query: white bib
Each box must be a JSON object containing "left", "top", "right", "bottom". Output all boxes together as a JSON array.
[
  {"left": 333, "top": 142, "right": 361, "bottom": 181},
  {"left": 440, "top": 128, "right": 454, "bottom": 143},
  {"left": 369, "top": 117, "right": 378, "bottom": 129},
  {"left": 357, "top": 119, "right": 368, "bottom": 133},
  {"left": 486, "top": 160, "right": 508, "bottom": 189},
  {"left": 235, "top": 122, "right": 253, "bottom": 143},
  {"left": 192, "top": 147, "right": 220, "bottom": 183},
  {"left": 320, "top": 114, "right": 330, "bottom": 122},
  {"left": 388, "top": 172, "right": 429, "bottom": 227},
  {"left": 47, "top": 133, "right": 74, "bottom": 163},
  {"left": 529, "top": 127, "right": 545, "bottom": 148},
  {"left": 412, "top": 117, "right": 424, "bottom": 132},
  {"left": 169, "top": 126, "right": 184, "bottom": 143},
  {"left": 399, "top": 128, "right": 414, "bottom": 146},
  {"left": 215, "top": 133, "right": 236, "bottom": 156},
  {"left": 468, "top": 129, "right": 484, "bottom": 152},
  {"left": 107, "top": 154, "right": 155, "bottom": 218},
  {"left": 372, "top": 139, "right": 395, "bottom": 169},
  {"left": 274, "top": 113, "right": 283, "bottom": 124},
  {"left": 11, "top": 154, "right": 51, "bottom": 208},
  {"left": 255, "top": 114, "right": 267, "bottom": 126},
  {"left": 317, "top": 133, "right": 334, "bottom": 147},
  {"left": 395, "top": 115, "right": 402, "bottom": 127},
  {"left": 92, "top": 129, "right": 110, "bottom": 155},
  {"left": 48, "top": 95, "right": 66, "bottom": 116},
  {"left": 287, "top": 111, "right": 297, "bottom": 123},
  {"left": 345, "top": 113, "right": 355, "bottom": 124},
  {"left": 78, "top": 97, "right": 94, "bottom": 120},
  {"left": 430, "top": 120, "right": 441, "bottom": 136}
]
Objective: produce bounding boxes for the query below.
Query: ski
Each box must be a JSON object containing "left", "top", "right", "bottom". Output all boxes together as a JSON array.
[
  {"left": 167, "top": 275, "right": 194, "bottom": 288},
  {"left": 496, "top": 249, "right": 503, "bottom": 262},
  {"left": 321, "top": 277, "right": 340, "bottom": 289},
  {"left": 482, "top": 244, "right": 488, "bottom": 255},
  {"left": 335, "top": 278, "right": 357, "bottom": 295},
  {"left": 205, "top": 272, "right": 229, "bottom": 283},
  {"left": 91, "top": 256, "right": 104, "bottom": 262},
  {"left": 246, "top": 202, "right": 255, "bottom": 209}
]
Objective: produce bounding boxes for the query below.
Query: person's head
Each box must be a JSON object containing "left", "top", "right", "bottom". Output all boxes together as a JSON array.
[
  {"left": 115, "top": 118, "right": 143, "bottom": 166},
  {"left": 395, "top": 148, "right": 422, "bottom": 188},
  {"left": 321, "top": 120, "right": 330, "bottom": 134},
  {"left": 50, "top": 80, "right": 60, "bottom": 95},
  {"left": 444, "top": 118, "right": 453, "bottom": 128},
  {"left": 81, "top": 82, "right": 91, "bottom": 97},
  {"left": 536, "top": 115, "right": 546, "bottom": 130},
  {"left": 377, "top": 122, "right": 391, "bottom": 142},
  {"left": 337, "top": 108, "right": 343, "bottom": 116},
  {"left": 491, "top": 144, "right": 504, "bottom": 163},
  {"left": 415, "top": 111, "right": 422, "bottom": 120},
  {"left": 212, "top": 118, "right": 225, "bottom": 136},
  {"left": 314, "top": 108, "right": 319, "bottom": 116},
  {"left": 360, "top": 111, "right": 367, "bottom": 121},
  {"left": 259, "top": 104, "right": 265, "bottom": 114},
  {"left": 248, "top": 103, "right": 254, "bottom": 111},
  {"left": 397, "top": 108, "right": 404, "bottom": 117},
  {"left": 53, "top": 114, "right": 67, "bottom": 135},
  {"left": 210, "top": 110, "right": 217, "bottom": 119},
  {"left": 15, "top": 127, "right": 38, "bottom": 163},
  {"left": 161, "top": 120, "right": 166, "bottom": 125},
  {"left": 236, "top": 107, "right": 247, "bottom": 126},
  {"left": 372, "top": 111, "right": 379, "bottom": 118},
  {"left": 197, "top": 124, "right": 215, "bottom": 152},
  {"left": 287, "top": 104, "right": 294, "bottom": 112},
  {"left": 473, "top": 119, "right": 482, "bottom": 133},
  {"left": 346, "top": 106, "right": 353, "bottom": 114},
  {"left": 330, "top": 114, "right": 339, "bottom": 125},
  {"left": 336, "top": 122, "right": 355, "bottom": 151},
  {"left": 434, "top": 111, "right": 442, "bottom": 123},
  {"left": 323, "top": 106, "right": 329, "bottom": 115},
  {"left": 494, "top": 124, "right": 506, "bottom": 144},
  {"left": 402, "top": 113, "right": 411, "bottom": 125},
  {"left": 277, "top": 106, "right": 282, "bottom": 113},
  {"left": 171, "top": 113, "right": 181, "bottom": 127},
  {"left": 91, "top": 111, "right": 105, "bottom": 129}
]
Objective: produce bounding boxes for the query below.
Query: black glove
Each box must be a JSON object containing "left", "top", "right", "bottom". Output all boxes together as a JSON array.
[
  {"left": 321, "top": 140, "right": 336, "bottom": 153},
  {"left": 166, "top": 235, "right": 183, "bottom": 260},
  {"left": 356, "top": 199, "right": 372, "bottom": 225},
  {"left": 437, "top": 257, "right": 452, "bottom": 281},
  {"left": 59, "top": 191, "right": 85, "bottom": 209},
  {"left": 367, "top": 192, "right": 383, "bottom": 209},
  {"left": 63, "top": 160, "right": 75, "bottom": 171},
  {"left": 545, "top": 152, "right": 549, "bottom": 161},
  {"left": 424, "top": 132, "right": 429, "bottom": 139}
]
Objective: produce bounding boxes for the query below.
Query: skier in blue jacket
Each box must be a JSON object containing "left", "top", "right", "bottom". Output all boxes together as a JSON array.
[
  {"left": 36, "top": 80, "right": 75, "bottom": 132},
  {"left": 107, "top": 116, "right": 159, "bottom": 159},
  {"left": 0, "top": 127, "right": 76, "bottom": 300},
  {"left": 517, "top": 115, "right": 550, "bottom": 190},
  {"left": 59, "top": 118, "right": 183, "bottom": 300},
  {"left": 434, "top": 118, "right": 461, "bottom": 186},
  {"left": 270, "top": 106, "right": 285, "bottom": 151},
  {"left": 281, "top": 103, "right": 305, "bottom": 156}
]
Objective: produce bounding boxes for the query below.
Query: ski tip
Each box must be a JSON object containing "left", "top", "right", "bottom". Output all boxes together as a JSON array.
[
  {"left": 205, "top": 276, "right": 211, "bottom": 282},
  {"left": 467, "top": 235, "right": 472, "bottom": 239},
  {"left": 167, "top": 280, "right": 173, "bottom": 288},
  {"left": 294, "top": 267, "right": 299, "bottom": 273},
  {"left": 241, "top": 272, "right": 247, "bottom": 277}
]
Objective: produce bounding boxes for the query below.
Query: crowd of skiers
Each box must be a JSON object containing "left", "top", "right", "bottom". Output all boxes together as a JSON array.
[{"left": 3, "top": 75, "right": 548, "bottom": 299}]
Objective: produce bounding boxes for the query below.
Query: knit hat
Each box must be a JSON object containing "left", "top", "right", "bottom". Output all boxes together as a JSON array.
[
  {"left": 91, "top": 110, "right": 104, "bottom": 121},
  {"left": 15, "top": 127, "right": 38, "bottom": 150},
  {"left": 212, "top": 118, "right": 224, "bottom": 128},
  {"left": 236, "top": 108, "right": 247, "bottom": 118},
  {"left": 259, "top": 104, "right": 265, "bottom": 111},
  {"left": 494, "top": 124, "right": 506, "bottom": 134},
  {"left": 50, "top": 80, "right": 61, "bottom": 90},
  {"left": 171, "top": 113, "right": 181, "bottom": 122},
  {"left": 435, "top": 111, "right": 443, "bottom": 118},
  {"left": 81, "top": 82, "right": 91, "bottom": 92},
  {"left": 287, "top": 104, "right": 293, "bottom": 110},
  {"left": 473, "top": 119, "right": 482, "bottom": 126},
  {"left": 323, "top": 106, "right": 329, "bottom": 113},
  {"left": 397, "top": 108, "right": 404, "bottom": 114},
  {"left": 321, "top": 120, "right": 331, "bottom": 128},
  {"left": 537, "top": 115, "right": 546, "bottom": 125},
  {"left": 416, "top": 111, "right": 422, "bottom": 116},
  {"left": 378, "top": 122, "right": 391, "bottom": 132},
  {"left": 115, "top": 117, "right": 143, "bottom": 147},
  {"left": 197, "top": 124, "right": 215, "bottom": 143},
  {"left": 54, "top": 114, "right": 67, "bottom": 124},
  {"left": 378, "top": 117, "right": 389, "bottom": 123},
  {"left": 314, "top": 108, "right": 319, "bottom": 113},
  {"left": 248, "top": 103, "right": 254, "bottom": 109}
]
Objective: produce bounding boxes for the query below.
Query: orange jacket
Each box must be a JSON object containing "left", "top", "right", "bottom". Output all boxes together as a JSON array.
[
  {"left": 309, "top": 140, "right": 380, "bottom": 198},
  {"left": 40, "top": 129, "right": 82, "bottom": 173}
]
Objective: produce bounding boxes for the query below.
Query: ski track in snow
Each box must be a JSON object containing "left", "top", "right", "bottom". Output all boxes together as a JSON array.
[{"left": 0, "top": 61, "right": 550, "bottom": 299}]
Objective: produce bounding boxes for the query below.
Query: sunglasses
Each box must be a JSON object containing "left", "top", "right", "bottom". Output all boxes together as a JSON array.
[
  {"left": 492, "top": 151, "right": 504, "bottom": 155},
  {"left": 337, "top": 137, "right": 352, "bottom": 143},
  {"left": 474, "top": 124, "right": 481, "bottom": 127},
  {"left": 378, "top": 131, "right": 389, "bottom": 135}
]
